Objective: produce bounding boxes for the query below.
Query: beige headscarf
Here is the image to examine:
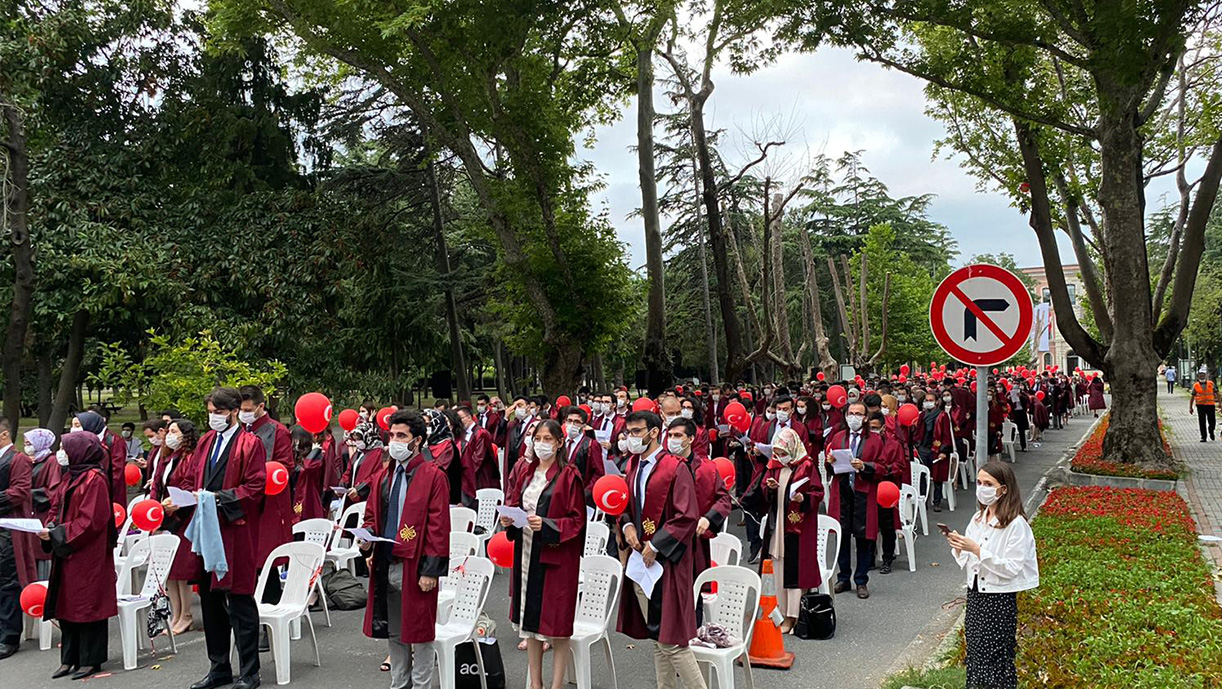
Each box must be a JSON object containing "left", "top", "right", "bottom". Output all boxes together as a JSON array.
[
  {"left": 881, "top": 394, "right": 898, "bottom": 415},
  {"left": 773, "top": 427, "right": 808, "bottom": 466}
]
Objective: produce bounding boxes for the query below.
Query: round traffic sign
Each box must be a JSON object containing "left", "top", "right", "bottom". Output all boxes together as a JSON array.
[{"left": 929, "top": 264, "right": 1035, "bottom": 367}]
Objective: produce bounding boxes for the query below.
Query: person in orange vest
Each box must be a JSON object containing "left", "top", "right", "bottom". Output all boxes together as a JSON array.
[{"left": 1190, "top": 367, "right": 1217, "bottom": 442}]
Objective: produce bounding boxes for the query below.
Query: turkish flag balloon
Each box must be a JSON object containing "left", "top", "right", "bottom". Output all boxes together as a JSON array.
[
  {"left": 20, "top": 582, "right": 47, "bottom": 617},
  {"left": 897, "top": 403, "right": 920, "bottom": 426},
  {"left": 487, "top": 531, "right": 514, "bottom": 568},
  {"left": 266, "top": 461, "right": 289, "bottom": 495},
  {"left": 132, "top": 498, "right": 164, "bottom": 532},
  {"left": 713, "top": 457, "right": 736, "bottom": 490},
  {"left": 376, "top": 406, "right": 395, "bottom": 430},
  {"left": 295, "top": 392, "right": 333, "bottom": 434},
  {"left": 124, "top": 463, "right": 142, "bottom": 487},
  {"left": 594, "top": 475, "right": 630, "bottom": 516},
  {"left": 899, "top": 364, "right": 910, "bottom": 376},
  {"left": 113, "top": 502, "right": 127, "bottom": 528},
  {"left": 556, "top": 395, "right": 572, "bottom": 408},
  {"left": 827, "top": 385, "right": 848, "bottom": 408},
  {"left": 877, "top": 481, "right": 900, "bottom": 509},
  {"left": 816, "top": 371, "right": 826, "bottom": 381},
  {"left": 338, "top": 409, "right": 360, "bottom": 432},
  {"left": 723, "top": 401, "right": 749, "bottom": 433},
  {"left": 632, "top": 397, "right": 657, "bottom": 413}
]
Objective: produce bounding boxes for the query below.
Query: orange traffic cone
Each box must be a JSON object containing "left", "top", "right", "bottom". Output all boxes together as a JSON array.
[{"left": 746, "top": 559, "right": 794, "bottom": 669}]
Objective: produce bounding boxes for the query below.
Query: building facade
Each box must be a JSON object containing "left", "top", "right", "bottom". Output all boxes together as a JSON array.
[{"left": 1019, "top": 264, "right": 1088, "bottom": 372}]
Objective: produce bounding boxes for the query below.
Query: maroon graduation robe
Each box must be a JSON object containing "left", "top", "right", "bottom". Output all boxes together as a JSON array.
[
  {"left": 877, "top": 433, "right": 907, "bottom": 530},
  {"left": 293, "top": 448, "right": 327, "bottom": 523},
  {"left": 459, "top": 425, "right": 499, "bottom": 501},
  {"left": 103, "top": 429, "right": 128, "bottom": 506},
  {"left": 250, "top": 415, "right": 294, "bottom": 566},
  {"left": 690, "top": 427, "right": 711, "bottom": 462},
  {"left": 341, "top": 446, "right": 387, "bottom": 511},
  {"left": 321, "top": 433, "right": 347, "bottom": 496},
  {"left": 914, "top": 410, "right": 955, "bottom": 482},
  {"left": 565, "top": 435, "right": 606, "bottom": 507},
  {"left": 191, "top": 427, "right": 267, "bottom": 595},
  {"left": 430, "top": 439, "right": 464, "bottom": 505},
  {"left": 363, "top": 453, "right": 450, "bottom": 644},
  {"left": 680, "top": 453, "right": 731, "bottom": 576},
  {"left": 506, "top": 459, "right": 586, "bottom": 638},
  {"left": 824, "top": 429, "right": 883, "bottom": 540},
  {"left": 44, "top": 466, "right": 117, "bottom": 622},
  {"left": 150, "top": 448, "right": 202, "bottom": 580},
  {"left": 617, "top": 450, "right": 699, "bottom": 647},
  {"left": 1088, "top": 377, "right": 1107, "bottom": 410},
  {"left": 0, "top": 448, "right": 35, "bottom": 586},
  {"left": 26, "top": 452, "right": 62, "bottom": 567},
  {"left": 761, "top": 457, "right": 825, "bottom": 589}
]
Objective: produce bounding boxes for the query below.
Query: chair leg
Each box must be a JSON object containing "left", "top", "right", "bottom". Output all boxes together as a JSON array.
[
  {"left": 305, "top": 612, "right": 320, "bottom": 667},
  {"left": 436, "top": 642, "right": 455, "bottom": 689},
  {"left": 273, "top": 621, "right": 291, "bottom": 685},
  {"left": 946, "top": 482, "right": 956, "bottom": 512},
  {"left": 906, "top": 532, "right": 917, "bottom": 572},
  {"left": 601, "top": 636, "right": 618, "bottom": 689},
  {"left": 168, "top": 621, "right": 178, "bottom": 654},
  {"left": 571, "top": 640, "right": 591, "bottom": 689},
  {"left": 741, "top": 649, "right": 754, "bottom": 689},
  {"left": 315, "top": 579, "right": 332, "bottom": 627},
  {"left": 473, "top": 640, "right": 488, "bottom": 689},
  {"left": 119, "top": 607, "right": 138, "bottom": 670}
]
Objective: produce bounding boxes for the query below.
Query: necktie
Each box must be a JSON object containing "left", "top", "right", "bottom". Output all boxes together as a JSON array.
[
  {"left": 848, "top": 433, "right": 860, "bottom": 489},
  {"left": 636, "top": 458, "right": 650, "bottom": 525},
  {"left": 383, "top": 464, "right": 406, "bottom": 540},
  {"left": 210, "top": 433, "right": 224, "bottom": 468}
]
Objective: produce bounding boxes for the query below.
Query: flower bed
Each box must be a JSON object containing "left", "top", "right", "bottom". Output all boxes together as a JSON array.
[
  {"left": 1070, "top": 413, "right": 1179, "bottom": 480},
  {"left": 1016, "top": 487, "right": 1222, "bottom": 687}
]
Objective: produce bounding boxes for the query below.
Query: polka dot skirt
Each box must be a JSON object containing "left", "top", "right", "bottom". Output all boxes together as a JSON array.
[{"left": 965, "top": 586, "right": 1018, "bottom": 689}]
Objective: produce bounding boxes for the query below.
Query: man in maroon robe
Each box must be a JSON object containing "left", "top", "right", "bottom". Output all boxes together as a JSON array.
[
  {"left": 361, "top": 410, "right": 449, "bottom": 689},
  {"left": 870, "top": 412, "right": 906, "bottom": 575},
  {"left": 475, "top": 395, "right": 503, "bottom": 447},
  {"left": 503, "top": 395, "right": 537, "bottom": 492},
  {"left": 562, "top": 406, "right": 606, "bottom": 506},
  {"left": 824, "top": 402, "right": 884, "bottom": 599},
  {"left": 456, "top": 406, "right": 499, "bottom": 504},
  {"left": 188, "top": 387, "right": 267, "bottom": 689},
  {"left": 617, "top": 410, "right": 706, "bottom": 689},
  {"left": 0, "top": 419, "right": 34, "bottom": 659},
  {"left": 665, "top": 417, "right": 730, "bottom": 578}
]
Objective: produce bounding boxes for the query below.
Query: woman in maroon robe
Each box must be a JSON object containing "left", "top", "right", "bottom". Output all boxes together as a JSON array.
[
  {"left": 289, "top": 425, "right": 326, "bottom": 522},
  {"left": 40, "top": 433, "right": 117, "bottom": 680},
  {"left": 340, "top": 421, "right": 388, "bottom": 512},
  {"left": 153, "top": 419, "right": 202, "bottom": 635},
  {"left": 915, "top": 393, "right": 955, "bottom": 511},
  {"left": 503, "top": 420, "right": 586, "bottom": 688},
  {"left": 986, "top": 390, "right": 1011, "bottom": 458},
  {"left": 760, "top": 428, "right": 824, "bottom": 632},
  {"left": 22, "top": 428, "right": 61, "bottom": 580},
  {"left": 1088, "top": 375, "right": 1107, "bottom": 414},
  {"left": 424, "top": 409, "right": 464, "bottom": 505}
]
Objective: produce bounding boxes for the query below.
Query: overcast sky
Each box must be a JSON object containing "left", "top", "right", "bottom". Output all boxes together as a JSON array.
[{"left": 579, "top": 46, "right": 1081, "bottom": 272}]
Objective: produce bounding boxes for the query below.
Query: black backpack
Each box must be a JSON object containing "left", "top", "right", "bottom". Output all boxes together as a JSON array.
[
  {"left": 322, "top": 568, "right": 367, "bottom": 611},
  {"left": 794, "top": 592, "right": 835, "bottom": 640}
]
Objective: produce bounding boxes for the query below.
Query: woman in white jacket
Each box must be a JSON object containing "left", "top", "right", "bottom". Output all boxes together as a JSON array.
[{"left": 946, "top": 461, "right": 1039, "bottom": 689}]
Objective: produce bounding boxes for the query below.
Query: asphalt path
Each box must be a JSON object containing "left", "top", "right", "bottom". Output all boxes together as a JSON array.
[{"left": 0, "top": 413, "right": 1093, "bottom": 689}]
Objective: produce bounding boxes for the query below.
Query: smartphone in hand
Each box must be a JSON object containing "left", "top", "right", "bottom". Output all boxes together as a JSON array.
[{"left": 937, "top": 523, "right": 952, "bottom": 536}]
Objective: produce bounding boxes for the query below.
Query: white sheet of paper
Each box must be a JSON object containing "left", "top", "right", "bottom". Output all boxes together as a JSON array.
[
  {"left": 346, "top": 527, "right": 396, "bottom": 544},
  {"left": 823, "top": 426, "right": 833, "bottom": 437},
  {"left": 602, "top": 457, "right": 623, "bottom": 477},
  {"left": 168, "top": 487, "right": 197, "bottom": 506},
  {"left": 831, "top": 449, "right": 856, "bottom": 475},
  {"left": 626, "top": 550, "right": 664, "bottom": 599},
  {"left": 0, "top": 518, "right": 44, "bottom": 533},
  {"left": 717, "top": 424, "right": 730, "bottom": 434},
  {"left": 496, "top": 505, "right": 529, "bottom": 528},
  {"left": 759, "top": 513, "right": 769, "bottom": 539},
  {"left": 330, "top": 499, "right": 344, "bottom": 513},
  {"left": 331, "top": 486, "right": 348, "bottom": 494},
  {"left": 755, "top": 443, "right": 773, "bottom": 458},
  {"left": 594, "top": 427, "right": 613, "bottom": 444},
  {"left": 788, "top": 476, "right": 809, "bottom": 501}
]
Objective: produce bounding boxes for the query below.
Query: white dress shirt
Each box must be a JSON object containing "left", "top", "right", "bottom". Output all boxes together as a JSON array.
[{"left": 954, "top": 509, "right": 1040, "bottom": 594}]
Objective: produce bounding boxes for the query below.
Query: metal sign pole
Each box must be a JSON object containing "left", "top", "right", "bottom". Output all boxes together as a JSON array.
[{"left": 975, "top": 365, "right": 988, "bottom": 474}]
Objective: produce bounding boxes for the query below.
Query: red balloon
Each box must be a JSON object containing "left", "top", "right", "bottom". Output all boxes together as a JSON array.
[
  {"left": 675, "top": 385, "right": 684, "bottom": 394},
  {"left": 20, "top": 581, "right": 47, "bottom": 617},
  {"left": 816, "top": 371, "right": 826, "bottom": 381},
  {"left": 827, "top": 385, "right": 848, "bottom": 408},
  {"left": 939, "top": 364, "right": 947, "bottom": 372},
  {"left": 132, "top": 498, "right": 164, "bottom": 532},
  {"left": 338, "top": 409, "right": 360, "bottom": 432},
  {"left": 930, "top": 361, "right": 937, "bottom": 368},
  {"left": 113, "top": 502, "right": 126, "bottom": 528},
  {"left": 487, "top": 531, "right": 514, "bottom": 568},
  {"left": 897, "top": 403, "right": 920, "bottom": 426},
  {"left": 295, "top": 392, "right": 333, "bottom": 434},
  {"left": 1003, "top": 378, "right": 1014, "bottom": 391},
  {"left": 376, "top": 406, "right": 396, "bottom": 430},
  {"left": 899, "top": 364, "right": 910, "bottom": 376},
  {"left": 877, "top": 481, "right": 900, "bottom": 509},
  {"left": 266, "top": 461, "right": 289, "bottom": 495},
  {"left": 898, "top": 374, "right": 907, "bottom": 383},
  {"left": 992, "top": 368, "right": 999, "bottom": 375},
  {"left": 124, "top": 463, "right": 142, "bottom": 487},
  {"left": 713, "top": 457, "right": 736, "bottom": 490},
  {"left": 594, "top": 475, "right": 630, "bottom": 516},
  {"left": 556, "top": 395, "right": 572, "bottom": 408},
  {"left": 970, "top": 381, "right": 978, "bottom": 393},
  {"left": 579, "top": 403, "right": 592, "bottom": 419},
  {"left": 708, "top": 428, "right": 719, "bottom": 442},
  {"left": 1035, "top": 390, "right": 1046, "bottom": 401},
  {"left": 632, "top": 397, "right": 656, "bottom": 413}
]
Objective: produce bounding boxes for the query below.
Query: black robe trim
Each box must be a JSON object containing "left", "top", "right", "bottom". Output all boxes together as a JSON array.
[{"left": 511, "top": 469, "right": 557, "bottom": 633}]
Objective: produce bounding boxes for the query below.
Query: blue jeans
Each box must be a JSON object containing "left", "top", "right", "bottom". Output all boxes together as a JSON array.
[{"left": 836, "top": 535, "right": 874, "bottom": 586}]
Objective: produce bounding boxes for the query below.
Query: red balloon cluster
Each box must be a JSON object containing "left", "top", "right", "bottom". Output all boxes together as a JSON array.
[
  {"left": 266, "top": 461, "right": 289, "bottom": 495},
  {"left": 113, "top": 502, "right": 127, "bottom": 528},
  {"left": 712, "top": 457, "right": 736, "bottom": 490},
  {"left": 132, "top": 498, "right": 164, "bottom": 532},
  {"left": 594, "top": 475, "right": 630, "bottom": 516},
  {"left": 897, "top": 403, "right": 920, "bottom": 427},
  {"left": 877, "top": 481, "right": 900, "bottom": 509},
  {"left": 20, "top": 581, "right": 47, "bottom": 617},
  {"left": 338, "top": 409, "right": 360, "bottom": 432},
  {"left": 487, "top": 531, "right": 514, "bottom": 568},
  {"left": 826, "top": 385, "right": 848, "bottom": 408},
  {"left": 124, "top": 463, "right": 142, "bottom": 487},
  {"left": 723, "top": 402, "right": 750, "bottom": 433},
  {"left": 295, "top": 392, "right": 333, "bottom": 434}
]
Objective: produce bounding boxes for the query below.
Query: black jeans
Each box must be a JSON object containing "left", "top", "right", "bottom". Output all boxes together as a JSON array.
[
  {"left": 878, "top": 505, "right": 897, "bottom": 562},
  {"left": 837, "top": 535, "right": 875, "bottom": 586},
  {"left": 200, "top": 578, "right": 261, "bottom": 681},
  {"left": 1167, "top": 380, "right": 1176, "bottom": 394},
  {"left": 0, "top": 531, "right": 20, "bottom": 645},
  {"left": 1199, "top": 405, "right": 1216, "bottom": 440}
]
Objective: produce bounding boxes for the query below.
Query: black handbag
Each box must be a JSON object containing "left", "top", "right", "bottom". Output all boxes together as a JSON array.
[
  {"left": 456, "top": 639, "right": 505, "bottom": 689},
  {"left": 794, "top": 592, "right": 836, "bottom": 640}
]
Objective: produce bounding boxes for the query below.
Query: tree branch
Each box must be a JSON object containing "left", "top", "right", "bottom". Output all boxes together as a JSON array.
[{"left": 868, "top": 272, "right": 891, "bottom": 367}]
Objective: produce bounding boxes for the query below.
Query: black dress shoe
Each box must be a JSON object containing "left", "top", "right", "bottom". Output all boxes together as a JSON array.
[
  {"left": 880, "top": 560, "right": 893, "bottom": 575},
  {"left": 70, "top": 666, "right": 101, "bottom": 680},
  {"left": 233, "top": 676, "right": 261, "bottom": 689},
  {"left": 932, "top": 503, "right": 943, "bottom": 513},
  {"left": 833, "top": 581, "right": 850, "bottom": 594},
  {"left": 0, "top": 643, "right": 17, "bottom": 660},
  {"left": 52, "top": 665, "right": 76, "bottom": 679},
  {"left": 856, "top": 584, "right": 870, "bottom": 599},
  {"left": 190, "top": 674, "right": 234, "bottom": 689}
]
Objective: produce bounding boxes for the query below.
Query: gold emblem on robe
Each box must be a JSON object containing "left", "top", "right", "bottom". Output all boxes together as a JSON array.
[
  {"left": 787, "top": 511, "right": 802, "bottom": 524},
  {"left": 642, "top": 518, "right": 656, "bottom": 536},
  {"left": 400, "top": 525, "right": 417, "bottom": 542},
  {"left": 293, "top": 502, "right": 303, "bottom": 515}
]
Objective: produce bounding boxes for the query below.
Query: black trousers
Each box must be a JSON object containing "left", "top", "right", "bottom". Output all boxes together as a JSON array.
[
  {"left": 0, "top": 531, "right": 21, "bottom": 645},
  {"left": 1167, "top": 380, "right": 1176, "bottom": 394},
  {"left": 1199, "top": 405, "right": 1217, "bottom": 440},
  {"left": 199, "top": 578, "right": 261, "bottom": 680},
  {"left": 1012, "top": 413, "right": 1028, "bottom": 451},
  {"left": 836, "top": 534, "right": 874, "bottom": 586},
  {"left": 60, "top": 619, "right": 109, "bottom": 668},
  {"left": 877, "top": 505, "right": 897, "bottom": 562}
]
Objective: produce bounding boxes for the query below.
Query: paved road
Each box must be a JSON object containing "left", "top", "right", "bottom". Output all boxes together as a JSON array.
[{"left": 1, "top": 413, "right": 1094, "bottom": 689}]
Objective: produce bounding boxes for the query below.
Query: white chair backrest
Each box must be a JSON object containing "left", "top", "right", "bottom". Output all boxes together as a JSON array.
[
  {"left": 115, "top": 494, "right": 146, "bottom": 551},
  {"left": 693, "top": 566, "right": 760, "bottom": 643},
  {"left": 709, "top": 532, "right": 742, "bottom": 567},
  {"left": 137, "top": 534, "right": 181, "bottom": 598},
  {"left": 583, "top": 521, "right": 609, "bottom": 558},
  {"left": 1002, "top": 419, "right": 1016, "bottom": 440},
  {"left": 450, "top": 506, "right": 477, "bottom": 534},
  {"left": 898, "top": 485, "right": 918, "bottom": 528},
  {"left": 329, "top": 501, "right": 366, "bottom": 550},
  {"left": 947, "top": 453, "right": 959, "bottom": 481},
  {"left": 445, "top": 556, "right": 494, "bottom": 631},
  {"left": 816, "top": 515, "right": 840, "bottom": 572},
  {"left": 449, "top": 531, "right": 480, "bottom": 562},
  {"left": 293, "top": 518, "right": 335, "bottom": 549},
  {"left": 575, "top": 555, "right": 623, "bottom": 628},
  {"left": 474, "top": 489, "right": 504, "bottom": 533},
  {"left": 256, "top": 542, "right": 326, "bottom": 608},
  {"left": 911, "top": 462, "right": 931, "bottom": 501},
  {"left": 117, "top": 536, "right": 152, "bottom": 596}
]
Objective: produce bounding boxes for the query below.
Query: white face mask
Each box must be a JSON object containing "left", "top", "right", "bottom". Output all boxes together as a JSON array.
[
  {"left": 976, "top": 485, "right": 1000, "bottom": 506},
  {"left": 845, "top": 414, "right": 864, "bottom": 432},
  {"left": 477, "top": 405, "right": 487, "bottom": 414},
  {"left": 943, "top": 396, "right": 953, "bottom": 404},
  {"left": 680, "top": 409, "right": 694, "bottom": 419},
  {"left": 23, "top": 443, "right": 34, "bottom": 456},
  {"left": 56, "top": 450, "right": 69, "bottom": 467},
  {"left": 617, "top": 438, "right": 629, "bottom": 453},
  {"left": 616, "top": 398, "right": 627, "bottom": 408},
  {"left": 525, "top": 436, "right": 535, "bottom": 449},
  {"left": 666, "top": 438, "right": 687, "bottom": 454},
  {"left": 774, "top": 451, "right": 791, "bottom": 466},
  {"left": 897, "top": 395, "right": 907, "bottom": 403},
  {"left": 775, "top": 409, "right": 791, "bottom": 423},
  {"left": 69, "top": 426, "right": 83, "bottom": 434},
  {"left": 388, "top": 440, "right": 415, "bottom": 462},
  {"left": 353, "top": 439, "right": 367, "bottom": 451},
  {"left": 712, "top": 394, "right": 721, "bottom": 402},
  {"left": 821, "top": 403, "right": 832, "bottom": 411},
  {"left": 238, "top": 410, "right": 257, "bottom": 425},
  {"left": 923, "top": 401, "right": 936, "bottom": 410},
  {"left": 121, "top": 430, "right": 132, "bottom": 439},
  {"left": 534, "top": 442, "right": 556, "bottom": 461},
  {"left": 359, "top": 411, "right": 370, "bottom": 421},
  {"left": 796, "top": 406, "right": 807, "bottom": 415},
  {"left": 765, "top": 411, "right": 776, "bottom": 421},
  {"left": 880, "top": 406, "right": 890, "bottom": 416},
  {"left": 626, "top": 435, "right": 648, "bottom": 455},
  {"left": 208, "top": 413, "right": 231, "bottom": 433},
  {"left": 150, "top": 436, "right": 163, "bottom": 447},
  {"left": 566, "top": 424, "right": 582, "bottom": 440},
  {"left": 515, "top": 407, "right": 528, "bottom": 420},
  {"left": 165, "top": 433, "right": 182, "bottom": 450}
]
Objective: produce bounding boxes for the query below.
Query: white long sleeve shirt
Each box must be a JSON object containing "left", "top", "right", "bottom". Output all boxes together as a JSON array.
[{"left": 954, "top": 509, "right": 1040, "bottom": 594}]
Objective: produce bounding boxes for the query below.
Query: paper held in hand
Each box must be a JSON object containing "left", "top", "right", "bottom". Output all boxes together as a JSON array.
[
  {"left": 168, "top": 486, "right": 197, "bottom": 507},
  {"left": 831, "top": 449, "right": 856, "bottom": 475},
  {"left": 496, "top": 505, "right": 529, "bottom": 528},
  {"left": 626, "top": 549, "right": 664, "bottom": 599},
  {"left": 346, "top": 527, "right": 396, "bottom": 544},
  {"left": 0, "top": 518, "right": 44, "bottom": 533}
]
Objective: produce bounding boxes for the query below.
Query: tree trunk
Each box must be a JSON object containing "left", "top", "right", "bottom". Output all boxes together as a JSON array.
[
  {"left": 37, "top": 349, "right": 52, "bottom": 427},
  {"left": 635, "top": 43, "right": 671, "bottom": 397},
  {"left": 692, "top": 149, "right": 719, "bottom": 383},
  {"left": 769, "top": 193, "right": 795, "bottom": 364},
  {"left": 796, "top": 225, "right": 837, "bottom": 376},
  {"left": 427, "top": 158, "right": 470, "bottom": 403},
  {"left": 49, "top": 311, "right": 89, "bottom": 434},
  {"left": 541, "top": 342, "right": 584, "bottom": 399},
  {"left": 493, "top": 341, "right": 508, "bottom": 399},
  {"left": 2, "top": 103, "right": 34, "bottom": 432}
]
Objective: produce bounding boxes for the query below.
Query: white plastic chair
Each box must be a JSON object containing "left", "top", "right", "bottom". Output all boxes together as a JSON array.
[
  {"left": 1000, "top": 420, "right": 1018, "bottom": 462},
  {"left": 896, "top": 485, "right": 918, "bottom": 572},
  {"left": 450, "top": 505, "right": 477, "bottom": 534},
  {"left": 529, "top": 555, "right": 622, "bottom": 689},
  {"left": 944, "top": 454, "right": 959, "bottom": 512},
  {"left": 691, "top": 566, "right": 761, "bottom": 689},
  {"left": 709, "top": 532, "right": 741, "bottom": 567},
  {"left": 583, "top": 521, "right": 610, "bottom": 558},
  {"left": 434, "top": 557, "right": 495, "bottom": 689},
  {"left": 958, "top": 446, "right": 974, "bottom": 488},
  {"left": 439, "top": 532, "right": 481, "bottom": 624},
  {"left": 326, "top": 501, "right": 366, "bottom": 575},
  {"left": 255, "top": 542, "right": 326, "bottom": 685},
  {"left": 815, "top": 515, "right": 841, "bottom": 595},
  {"left": 292, "top": 518, "right": 335, "bottom": 627},
  {"left": 117, "top": 533, "right": 181, "bottom": 670},
  {"left": 23, "top": 606, "right": 55, "bottom": 651},
  {"left": 473, "top": 488, "right": 504, "bottom": 542},
  {"left": 910, "top": 461, "right": 931, "bottom": 536}
]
